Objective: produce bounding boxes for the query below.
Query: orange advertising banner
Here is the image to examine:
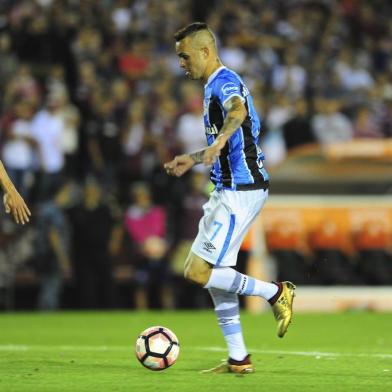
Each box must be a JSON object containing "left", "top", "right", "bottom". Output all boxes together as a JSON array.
[{"left": 259, "top": 196, "right": 392, "bottom": 254}]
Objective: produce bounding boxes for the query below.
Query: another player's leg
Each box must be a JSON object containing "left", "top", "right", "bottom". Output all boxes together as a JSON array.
[{"left": 201, "top": 288, "right": 254, "bottom": 374}]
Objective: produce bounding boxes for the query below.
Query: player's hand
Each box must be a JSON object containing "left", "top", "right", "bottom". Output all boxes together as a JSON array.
[
  {"left": 203, "top": 136, "right": 226, "bottom": 166},
  {"left": 164, "top": 154, "right": 195, "bottom": 177},
  {"left": 3, "top": 188, "right": 31, "bottom": 225}
]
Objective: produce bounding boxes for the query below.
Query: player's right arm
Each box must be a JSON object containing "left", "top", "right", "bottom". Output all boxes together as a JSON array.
[
  {"left": 165, "top": 145, "right": 215, "bottom": 177},
  {"left": 0, "top": 160, "right": 31, "bottom": 224},
  {"left": 164, "top": 154, "right": 196, "bottom": 177}
]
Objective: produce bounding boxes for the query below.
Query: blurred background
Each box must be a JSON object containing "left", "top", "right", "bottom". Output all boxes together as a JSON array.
[{"left": 0, "top": 0, "right": 391, "bottom": 312}]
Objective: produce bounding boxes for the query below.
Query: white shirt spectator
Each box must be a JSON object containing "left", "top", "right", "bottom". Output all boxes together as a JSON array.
[
  {"left": 335, "top": 61, "right": 374, "bottom": 91},
  {"left": 176, "top": 111, "right": 208, "bottom": 173},
  {"left": 312, "top": 112, "right": 354, "bottom": 145},
  {"left": 176, "top": 113, "right": 206, "bottom": 154},
  {"left": 2, "top": 119, "right": 35, "bottom": 169},
  {"left": 31, "top": 110, "right": 64, "bottom": 173},
  {"left": 220, "top": 47, "right": 247, "bottom": 74},
  {"left": 339, "top": 68, "right": 374, "bottom": 91},
  {"left": 123, "top": 123, "right": 144, "bottom": 156},
  {"left": 112, "top": 6, "right": 132, "bottom": 33},
  {"left": 54, "top": 105, "right": 80, "bottom": 155},
  {"left": 272, "top": 64, "right": 307, "bottom": 97},
  {"left": 266, "top": 105, "right": 293, "bottom": 132}
]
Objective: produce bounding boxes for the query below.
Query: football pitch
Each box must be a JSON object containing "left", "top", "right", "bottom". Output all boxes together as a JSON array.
[{"left": 0, "top": 311, "right": 391, "bottom": 392}]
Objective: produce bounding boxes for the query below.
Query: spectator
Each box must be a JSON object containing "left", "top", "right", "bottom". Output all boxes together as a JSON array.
[
  {"left": 1, "top": 101, "right": 37, "bottom": 199},
  {"left": 34, "top": 181, "right": 72, "bottom": 310},
  {"left": 121, "top": 98, "right": 148, "bottom": 183},
  {"left": 122, "top": 182, "right": 173, "bottom": 309},
  {"left": 352, "top": 106, "right": 383, "bottom": 139},
  {"left": 118, "top": 39, "right": 151, "bottom": 81},
  {"left": 176, "top": 94, "right": 208, "bottom": 173},
  {"left": 72, "top": 27, "right": 103, "bottom": 64},
  {"left": 220, "top": 35, "right": 247, "bottom": 74},
  {"left": 50, "top": 87, "right": 81, "bottom": 177},
  {"left": 262, "top": 93, "right": 293, "bottom": 166},
  {"left": 31, "top": 91, "right": 66, "bottom": 201},
  {"left": 3, "top": 64, "right": 41, "bottom": 109},
  {"left": 334, "top": 49, "right": 374, "bottom": 92},
  {"left": 282, "top": 98, "right": 315, "bottom": 150},
  {"left": 311, "top": 97, "right": 354, "bottom": 145},
  {"left": 68, "top": 178, "right": 116, "bottom": 308},
  {"left": 85, "top": 96, "right": 123, "bottom": 190},
  {"left": 271, "top": 50, "right": 307, "bottom": 99},
  {"left": 170, "top": 171, "right": 210, "bottom": 308},
  {"left": 0, "top": 33, "right": 18, "bottom": 94}
]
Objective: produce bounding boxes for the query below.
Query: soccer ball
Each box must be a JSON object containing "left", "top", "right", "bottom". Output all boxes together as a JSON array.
[{"left": 135, "top": 326, "right": 180, "bottom": 371}]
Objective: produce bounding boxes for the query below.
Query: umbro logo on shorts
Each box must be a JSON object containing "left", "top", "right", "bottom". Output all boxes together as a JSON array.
[{"left": 203, "top": 241, "right": 216, "bottom": 253}]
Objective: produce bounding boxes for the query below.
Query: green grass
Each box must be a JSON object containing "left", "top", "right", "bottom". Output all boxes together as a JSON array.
[{"left": 0, "top": 311, "right": 391, "bottom": 391}]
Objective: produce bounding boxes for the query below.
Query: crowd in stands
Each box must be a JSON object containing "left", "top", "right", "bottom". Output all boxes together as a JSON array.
[{"left": 0, "top": 0, "right": 391, "bottom": 309}]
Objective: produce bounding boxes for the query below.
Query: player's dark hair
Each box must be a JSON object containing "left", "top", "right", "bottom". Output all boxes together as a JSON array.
[{"left": 174, "top": 22, "right": 209, "bottom": 42}]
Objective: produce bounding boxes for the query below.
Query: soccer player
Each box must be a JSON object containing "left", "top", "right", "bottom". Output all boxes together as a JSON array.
[
  {"left": 164, "top": 23, "right": 295, "bottom": 374},
  {"left": 0, "top": 160, "right": 31, "bottom": 224}
]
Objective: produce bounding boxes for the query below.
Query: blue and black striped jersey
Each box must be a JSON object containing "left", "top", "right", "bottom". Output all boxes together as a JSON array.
[{"left": 203, "top": 66, "right": 269, "bottom": 191}]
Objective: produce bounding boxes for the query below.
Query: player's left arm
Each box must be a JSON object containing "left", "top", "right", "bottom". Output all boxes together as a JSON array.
[{"left": 202, "top": 96, "right": 247, "bottom": 165}]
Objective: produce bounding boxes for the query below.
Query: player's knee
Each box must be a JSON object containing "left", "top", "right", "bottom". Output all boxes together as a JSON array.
[
  {"left": 183, "top": 257, "right": 211, "bottom": 287},
  {"left": 184, "top": 265, "right": 205, "bottom": 286}
]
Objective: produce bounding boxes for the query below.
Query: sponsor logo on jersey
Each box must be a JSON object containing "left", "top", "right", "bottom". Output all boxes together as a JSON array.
[
  {"left": 205, "top": 124, "right": 219, "bottom": 135},
  {"left": 203, "top": 241, "right": 216, "bottom": 253},
  {"left": 221, "top": 82, "right": 240, "bottom": 95}
]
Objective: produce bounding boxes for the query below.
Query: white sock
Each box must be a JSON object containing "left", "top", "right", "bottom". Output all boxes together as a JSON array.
[
  {"left": 209, "top": 288, "right": 247, "bottom": 361},
  {"left": 205, "top": 267, "right": 278, "bottom": 301}
]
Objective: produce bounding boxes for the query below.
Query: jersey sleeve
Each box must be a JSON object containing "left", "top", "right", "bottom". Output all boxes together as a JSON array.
[{"left": 213, "top": 73, "right": 246, "bottom": 110}]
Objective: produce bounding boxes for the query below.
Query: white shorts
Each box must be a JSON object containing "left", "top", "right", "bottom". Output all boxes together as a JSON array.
[{"left": 191, "top": 188, "right": 268, "bottom": 267}]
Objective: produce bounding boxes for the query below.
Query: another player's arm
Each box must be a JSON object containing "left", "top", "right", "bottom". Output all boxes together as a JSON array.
[{"left": 0, "top": 160, "right": 31, "bottom": 224}]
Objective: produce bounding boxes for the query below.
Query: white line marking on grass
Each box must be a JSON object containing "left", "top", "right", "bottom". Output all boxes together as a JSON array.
[
  {"left": 191, "top": 346, "right": 392, "bottom": 359},
  {"left": 0, "top": 345, "right": 29, "bottom": 351},
  {"left": 0, "top": 345, "right": 392, "bottom": 359},
  {"left": 0, "top": 345, "right": 128, "bottom": 352}
]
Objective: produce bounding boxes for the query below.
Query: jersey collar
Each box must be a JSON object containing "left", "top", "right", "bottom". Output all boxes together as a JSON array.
[{"left": 205, "top": 66, "right": 226, "bottom": 87}]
